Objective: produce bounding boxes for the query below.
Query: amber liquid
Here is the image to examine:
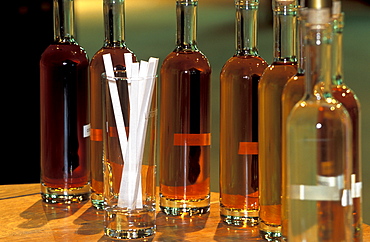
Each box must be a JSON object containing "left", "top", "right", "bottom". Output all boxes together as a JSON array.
[
  {"left": 332, "top": 84, "right": 362, "bottom": 241},
  {"left": 220, "top": 55, "right": 267, "bottom": 224},
  {"left": 89, "top": 47, "right": 135, "bottom": 203},
  {"left": 258, "top": 62, "right": 297, "bottom": 233},
  {"left": 160, "top": 50, "right": 211, "bottom": 212},
  {"left": 40, "top": 43, "right": 89, "bottom": 189}
]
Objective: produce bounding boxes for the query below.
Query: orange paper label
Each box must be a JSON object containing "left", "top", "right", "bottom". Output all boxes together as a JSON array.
[
  {"left": 109, "top": 126, "right": 129, "bottom": 138},
  {"left": 90, "top": 128, "right": 103, "bottom": 141},
  {"left": 173, "top": 133, "right": 211, "bottom": 146},
  {"left": 109, "top": 127, "right": 118, "bottom": 137},
  {"left": 238, "top": 142, "right": 258, "bottom": 155}
]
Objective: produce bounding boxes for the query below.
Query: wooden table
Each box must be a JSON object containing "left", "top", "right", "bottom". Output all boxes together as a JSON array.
[{"left": 0, "top": 184, "right": 369, "bottom": 241}]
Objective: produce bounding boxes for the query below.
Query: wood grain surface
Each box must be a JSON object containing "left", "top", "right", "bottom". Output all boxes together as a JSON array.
[{"left": 0, "top": 184, "right": 368, "bottom": 241}]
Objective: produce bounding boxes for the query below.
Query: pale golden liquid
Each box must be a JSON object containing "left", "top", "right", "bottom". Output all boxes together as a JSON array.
[
  {"left": 220, "top": 55, "right": 267, "bottom": 212},
  {"left": 281, "top": 73, "right": 305, "bottom": 237},
  {"left": 258, "top": 62, "right": 297, "bottom": 229},
  {"left": 287, "top": 100, "right": 353, "bottom": 241},
  {"left": 159, "top": 50, "right": 211, "bottom": 202}
]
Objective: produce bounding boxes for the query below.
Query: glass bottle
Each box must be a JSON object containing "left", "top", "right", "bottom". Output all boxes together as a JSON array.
[
  {"left": 89, "top": 0, "right": 136, "bottom": 209},
  {"left": 159, "top": 0, "right": 212, "bottom": 216},
  {"left": 219, "top": 0, "right": 267, "bottom": 226},
  {"left": 40, "top": 0, "right": 90, "bottom": 203},
  {"left": 281, "top": 3, "right": 307, "bottom": 239},
  {"left": 258, "top": 0, "right": 297, "bottom": 239},
  {"left": 287, "top": 1, "right": 353, "bottom": 240},
  {"left": 331, "top": 2, "right": 362, "bottom": 240}
]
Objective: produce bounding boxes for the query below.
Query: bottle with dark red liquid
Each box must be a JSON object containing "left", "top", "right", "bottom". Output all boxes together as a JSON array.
[{"left": 40, "top": 0, "right": 90, "bottom": 203}]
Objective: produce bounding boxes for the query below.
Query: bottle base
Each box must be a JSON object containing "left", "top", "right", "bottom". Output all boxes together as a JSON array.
[
  {"left": 159, "top": 193, "right": 210, "bottom": 216},
  {"left": 220, "top": 205, "right": 259, "bottom": 226},
  {"left": 91, "top": 192, "right": 104, "bottom": 209},
  {"left": 41, "top": 182, "right": 90, "bottom": 204},
  {"left": 259, "top": 220, "right": 282, "bottom": 241}
]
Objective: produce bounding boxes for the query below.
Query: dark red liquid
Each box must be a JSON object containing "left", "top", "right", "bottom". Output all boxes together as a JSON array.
[{"left": 40, "top": 42, "right": 89, "bottom": 188}]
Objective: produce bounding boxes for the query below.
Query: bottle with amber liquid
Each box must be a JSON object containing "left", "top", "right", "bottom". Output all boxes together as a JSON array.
[
  {"left": 331, "top": 2, "right": 362, "bottom": 240},
  {"left": 159, "top": 0, "right": 211, "bottom": 215},
  {"left": 89, "top": 0, "right": 136, "bottom": 209},
  {"left": 258, "top": 0, "right": 297, "bottom": 239},
  {"left": 219, "top": 0, "right": 267, "bottom": 226},
  {"left": 287, "top": 1, "right": 353, "bottom": 240},
  {"left": 40, "top": 0, "right": 90, "bottom": 203},
  {"left": 281, "top": 3, "right": 307, "bottom": 239}
]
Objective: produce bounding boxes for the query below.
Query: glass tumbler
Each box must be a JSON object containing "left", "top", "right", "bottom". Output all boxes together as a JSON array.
[{"left": 102, "top": 72, "right": 157, "bottom": 240}]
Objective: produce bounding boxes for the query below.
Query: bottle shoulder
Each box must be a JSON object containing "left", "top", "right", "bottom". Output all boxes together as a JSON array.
[
  {"left": 161, "top": 50, "right": 211, "bottom": 73},
  {"left": 289, "top": 99, "right": 351, "bottom": 125},
  {"left": 40, "top": 43, "right": 89, "bottom": 66},
  {"left": 332, "top": 84, "right": 361, "bottom": 110},
  {"left": 91, "top": 47, "right": 135, "bottom": 61},
  {"left": 89, "top": 47, "right": 136, "bottom": 72},
  {"left": 220, "top": 55, "right": 268, "bottom": 77},
  {"left": 259, "top": 62, "right": 297, "bottom": 84}
]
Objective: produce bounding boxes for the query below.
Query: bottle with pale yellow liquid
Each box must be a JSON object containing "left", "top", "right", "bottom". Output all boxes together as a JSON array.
[
  {"left": 286, "top": 0, "right": 353, "bottom": 240},
  {"left": 258, "top": 0, "right": 297, "bottom": 239}
]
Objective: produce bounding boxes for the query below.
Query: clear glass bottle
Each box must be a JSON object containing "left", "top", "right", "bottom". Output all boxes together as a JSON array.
[
  {"left": 286, "top": 1, "right": 353, "bottom": 240},
  {"left": 159, "top": 0, "right": 212, "bottom": 216},
  {"left": 89, "top": 0, "right": 136, "bottom": 209},
  {"left": 258, "top": 0, "right": 297, "bottom": 239},
  {"left": 331, "top": 2, "right": 362, "bottom": 240},
  {"left": 219, "top": 0, "right": 267, "bottom": 227},
  {"left": 40, "top": 0, "right": 90, "bottom": 203},
  {"left": 281, "top": 3, "right": 307, "bottom": 239}
]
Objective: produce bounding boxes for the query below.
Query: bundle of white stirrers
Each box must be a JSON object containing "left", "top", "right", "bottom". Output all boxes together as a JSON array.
[{"left": 103, "top": 53, "right": 159, "bottom": 210}]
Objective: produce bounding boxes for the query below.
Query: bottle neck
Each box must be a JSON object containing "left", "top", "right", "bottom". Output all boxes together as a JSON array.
[
  {"left": 235, "top": 0, "right": 259, "bottom": 56},
  {"left": 331, "top": 12, "right": 344, "bottom": 85},
  {"left": 54, "top": 0, "right": 75, "bottom": 43},
  {"left": 273, "top": 0, "right": 297, "bottom": 63},
  {"left": 304, "top": 8, "right": 333, "bottom": 100},
  {"left": 297, "top": 7, "right": 307, "bottom": 74},
  {"left": 176, "top": 0, "right": 198, "bottom": 51},
  {"left": 103, "top": 0, "right": 126, "bottom": 47}
]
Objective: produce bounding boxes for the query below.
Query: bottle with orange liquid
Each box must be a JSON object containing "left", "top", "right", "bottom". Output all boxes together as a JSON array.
[
  {"left": 89, "top": 0, "right": 136, "bottom": 209},
  {"left": 159, "top": 0, "right": 212, "bottom": 216},
  {"left": 219, "top": 0, "right": 267, "bottom": 226},
  {"left": 331, "top": 1, "right": 362, "bottom": 240}
]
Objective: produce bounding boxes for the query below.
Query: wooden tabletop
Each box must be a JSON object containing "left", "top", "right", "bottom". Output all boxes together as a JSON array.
[{"left": 0, "top": 184, "right": 368, "bottom": 241}]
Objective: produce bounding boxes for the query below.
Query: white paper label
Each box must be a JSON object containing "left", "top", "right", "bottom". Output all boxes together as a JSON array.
[
  {"left": 83, "top": 124, "right": 91, "bottom": 138},
  {"left": 351, "top": 174, "right": 362, "bottom": 198},
  {"left": 290, "top": 175, "right": 352, "bottom": 207}
]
